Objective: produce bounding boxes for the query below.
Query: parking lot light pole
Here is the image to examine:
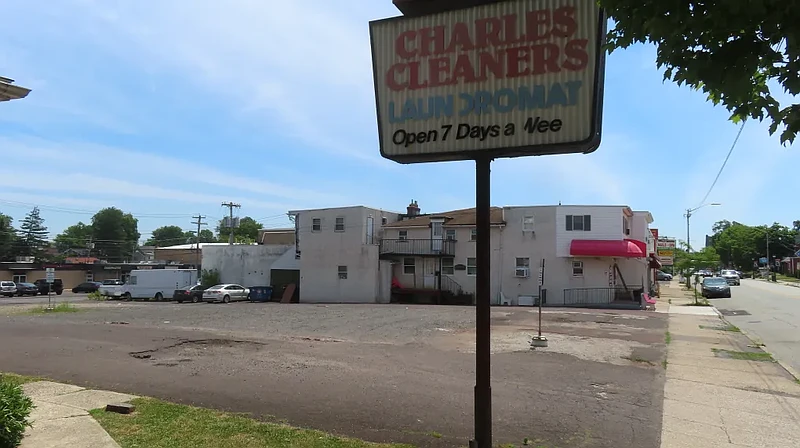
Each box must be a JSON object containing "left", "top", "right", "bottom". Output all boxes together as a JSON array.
[{"left": 684, "top": 203, "right": 721, "bottom": 251}]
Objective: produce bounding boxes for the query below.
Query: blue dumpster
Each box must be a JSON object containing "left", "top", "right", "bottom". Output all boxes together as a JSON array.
[{"left": 248, "top": 286, "right": 273, "bottom": 302}]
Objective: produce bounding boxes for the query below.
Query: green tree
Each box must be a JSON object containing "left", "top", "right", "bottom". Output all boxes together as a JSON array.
[
  {"left": 602, "top": 0, "right": 799, "bottom": 144},
  {"left": 91, "top": 208, "right": 140, "bottom": 261},
  {"left": 144, "top": 225, "right": 191, "bottom": 247},
  {"left": 0, "top": 213, "right": 18, "bottom": 262},
  {"left": 54, "top": 222, "right": 93, "bottom": 253},
  {"left": 215, "top": 216, "right": 262, "bottom": 243},
  {"left": 188, "top": 229, "right": 216, "bottom": 244},
  {"left": 17, "top": 207, "right": 49, "bottom": 258}
]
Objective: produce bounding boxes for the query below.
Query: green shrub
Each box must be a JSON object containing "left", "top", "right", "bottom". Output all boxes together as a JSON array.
[
  {"left": 200, "top": 269, "right": 221, "bottom": 288},
  {"left": 87, "top": 291, "right": 104, "bottom": 301},
  {"left": 0, "top": 376, "right": 34, "bottom": 448}
]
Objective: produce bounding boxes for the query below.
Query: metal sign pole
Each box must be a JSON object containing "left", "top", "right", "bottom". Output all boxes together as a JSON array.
[
  {"left": 473, "top": 155, "right": 492, "bottom": 448},
  {"left": 532, "top": 259, "right": 548, "bottom": 348}
]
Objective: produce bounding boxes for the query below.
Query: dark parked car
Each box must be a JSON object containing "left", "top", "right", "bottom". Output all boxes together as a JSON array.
[
  {"left": 72, "top": 281, "right": 102, "bottom": 293},
  {"left": 702, "top": 277, "right": 731, "bottom": 298},
  {"left": 14, "top": 282, "right": 39, "bottom": 296},
  {"left": 34, "top": 278, "right": 64, "bottom": 295},
  {"left": 173, "top": 284, "right": 205, "bottom": 303}
]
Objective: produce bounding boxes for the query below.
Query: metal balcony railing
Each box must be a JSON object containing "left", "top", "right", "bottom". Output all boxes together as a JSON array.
[
  {"left": 563, "top": 286, "right": 644, "bottom": 307},
  {"left": 379, "top": 239, "right": 455, "bottom": 256}
]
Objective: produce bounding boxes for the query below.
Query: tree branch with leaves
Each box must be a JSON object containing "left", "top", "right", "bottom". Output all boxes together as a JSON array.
[{"left": 601, "top": 0, "right": 800, "bottom": 144}]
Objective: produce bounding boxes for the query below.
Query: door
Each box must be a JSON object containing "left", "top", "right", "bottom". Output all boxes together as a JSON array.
[
  {"left": 423, "top": 258, "right": 436, "bottom": 289},
  {"left": 431, "top": 221, "right": 443, "bottom": 253}
]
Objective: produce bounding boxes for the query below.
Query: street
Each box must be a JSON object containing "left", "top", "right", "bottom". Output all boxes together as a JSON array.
[
  {"left": 0, "top": 302, "right": 667, "bottom": 448},
  {"left": 713, "top": 279, "right": 800, "bottom": 375},
  {"left": 0, "top": 292, "right": 90, "bottom": 306}
]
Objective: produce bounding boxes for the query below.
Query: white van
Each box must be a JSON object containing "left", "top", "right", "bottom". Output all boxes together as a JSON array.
[{"left": 121, "top": 269, "right": 198, "bottom": 301}]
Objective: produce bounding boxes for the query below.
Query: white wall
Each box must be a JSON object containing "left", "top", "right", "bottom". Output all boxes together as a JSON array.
[
  {"left": 202, "top": 244, "right": 293, "bottom": 286},
  {"left": 499, "top": 207, "right": 556, "bottom": 305},
  {"left": 555, "top": 206, "right": 625, "bottom": 257},
  {"left": 295, "top": 206, "right": 400, "bottom": 303}
]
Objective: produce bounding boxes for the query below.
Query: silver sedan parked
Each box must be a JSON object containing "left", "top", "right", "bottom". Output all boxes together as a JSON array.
[{"left": 202, "top": 284, "right": 250, "bottom": 303}]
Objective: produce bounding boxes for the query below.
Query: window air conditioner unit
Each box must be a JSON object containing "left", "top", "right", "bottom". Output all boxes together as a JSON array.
[{"left": 515, "top": 268, "right": 530, "bottom": 278}]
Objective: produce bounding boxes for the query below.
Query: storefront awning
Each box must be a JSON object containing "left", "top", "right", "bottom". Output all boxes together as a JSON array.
[{"left": 570, "top": 239, "right": 647, "bottom": 258}]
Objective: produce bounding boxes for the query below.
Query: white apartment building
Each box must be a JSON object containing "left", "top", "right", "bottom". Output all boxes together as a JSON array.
[{"left": 289, "top": 202, "right": 658, "bottom": 307}]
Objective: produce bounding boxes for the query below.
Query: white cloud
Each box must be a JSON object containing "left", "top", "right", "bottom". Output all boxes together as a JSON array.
[
  {"left": 51, "top": 0, "right": 391, "bottom": 164},
  {"left": 0, "top": 136, "right": 351, "bottom": 206}
]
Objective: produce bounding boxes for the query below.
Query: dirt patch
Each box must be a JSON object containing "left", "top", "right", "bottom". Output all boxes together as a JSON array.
[{"left": 441, "top": 327, "right": 650, "bottom": 366}]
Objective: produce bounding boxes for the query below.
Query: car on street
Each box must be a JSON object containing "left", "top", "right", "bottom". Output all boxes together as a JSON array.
[
  {"left": 1, "top": 281, "right": 17, "bottom": 297},
  {"left": 72, "top": 281, "right": 103, "bottom": 293},
  {"left": 173, "top": 284, "right": 205, "bottom": 303},
  {"left": 720, "top": 269, "right": 741, "bottom": 286},
  {"left": 657, "top": 271, "right": 673, "bottom": 281},
  {"left": 702, "top": 277, "right": 732, "bottom": 298},
  {"left": 34, "top": 278, "right": 64, "bottom": 295},
  {"left": 99, "top": 279, "right": 125, "bottom": 298},
  {"left": 14, "top": 282, "right": 39, "bottom": 296},
  {"left": 202, "top": 284, "right": 250, "bottom": 303}
]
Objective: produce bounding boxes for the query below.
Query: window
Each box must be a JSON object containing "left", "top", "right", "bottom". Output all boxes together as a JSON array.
[
  {"left": 338, "top": 266, "right": 348, "bottom": 280},
  {"left": 522, "top": 216, "right": 535, "bottom": 232},
  {"left": 441, "top": 257, "right": 455, "bottom": 275},
  {"left": 85, "top": 272, "right": 94, "bottom": 282},
  {"left": 572, "top": 261, "right": 584, "bottom": 277},
  {"left": 403, "top": 258, "right": 415, "bottom": 275},
  {"left": 470, "top": 228, "right": 478, "bottom": 241},
  {"left": 12, "top": 274, "right": 26, "bottom": 283},
  {"left": 398, "top": 230, "right": 408, "bottom": 240},
  {"left": 515, "top": 258, "right": 530, "bottom": 277},
  {"left": 381, "top": 216, "right": 388, "bottom": 225},
  {"left": 445, "top": 229, "right": 456, "bottom": 241},
  {"left": 467, "top": 257, "right": 477, "bottom": 276},
  {"left": 432, "top": 221, "right": 443, "bottom": 237},
  {"left": 335, "top": 216, "right": 345, "bottom": 232},
  {"left": 366, "top": 216, "right": 374, "bottom": 244},
  {"left": 129, "top": 275, "right": 137, "bottom": 285},
  {"left": 623, "top": 217, "right": 631, "bottom": 235},
  {"left": 566, "top": 214, "right": 592, "bottom": 231},
  {"left": 312, "top": 218, "right": 321, "bottom": 232}
]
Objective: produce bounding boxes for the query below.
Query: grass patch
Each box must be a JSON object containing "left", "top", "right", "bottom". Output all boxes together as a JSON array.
[
  {"left": 699, "top": 324, "right": 741, "bottom": 332},
  {"left": 662, "top": 359, "right": 668, "bottom": 369},
  {"left": 0, "top": 372, "right": 43, "bottom": 386},
  {"left": 623, "top": 356, "right": 655, "bottom": 366},
  {"left": 665, "top": 331, "right": 672, "bottom": 344},
  {"left": 776, "top": 274, "right": 800, "bottom": 283},
  {"left": 26, "top": 302, "right": 80, "bottom": 314},
  {"left": 428, "top": 431, "right": 442, "bottom": 439},
  {"left": 91, "top": 397, "right": 411, "bottom": 448},
  {"left": 87, "top": 291, "right": 105, "bottom": 301},
  {"left": 711, "top": 348, "right": 775, "bottom": 362}
]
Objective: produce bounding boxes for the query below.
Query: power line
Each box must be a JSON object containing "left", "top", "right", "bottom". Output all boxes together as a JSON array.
[{"left": 696, "top": 120, "right": 746, "bottom": 207}]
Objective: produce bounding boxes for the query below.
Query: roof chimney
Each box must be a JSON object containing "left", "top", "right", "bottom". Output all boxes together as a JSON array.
[{"left": 407, "top": 200, "right": 420, "bottom": 216}]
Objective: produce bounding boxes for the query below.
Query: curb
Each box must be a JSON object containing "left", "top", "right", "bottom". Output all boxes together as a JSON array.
[{"left": 712, "top": 306, "right": 800, "bottom": 382}]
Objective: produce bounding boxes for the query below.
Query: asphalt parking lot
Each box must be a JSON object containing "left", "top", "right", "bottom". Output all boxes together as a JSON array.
[{"left": 0, "top": 301, "right": 667, "bottom": 447}]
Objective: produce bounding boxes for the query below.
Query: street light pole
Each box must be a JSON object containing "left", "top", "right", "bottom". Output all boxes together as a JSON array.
[{"left": 684, "top": 203, "right": 722, "bottom": 252}]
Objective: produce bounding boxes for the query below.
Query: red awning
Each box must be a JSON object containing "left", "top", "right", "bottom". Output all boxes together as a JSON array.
[{"left": 569, "top": 239, "right": 647, "bottom": 258}]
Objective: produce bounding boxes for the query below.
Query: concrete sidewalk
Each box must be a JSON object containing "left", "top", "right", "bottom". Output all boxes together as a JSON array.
[
  {"left": 20, "top": 381, "right": 136, "bottom": 448},
  {"left": 658, "top": 283, "right": 800, "bottom": 447}
]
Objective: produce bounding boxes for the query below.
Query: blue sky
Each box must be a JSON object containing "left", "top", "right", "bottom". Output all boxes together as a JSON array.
[{"left": 1, "top": 0, "right": 797, "bottom": 246}]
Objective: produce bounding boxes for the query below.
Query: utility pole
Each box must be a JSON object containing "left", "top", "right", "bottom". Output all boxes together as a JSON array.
[
  {"left": 766, "top": 231, "right": 770, "bottom": 270},
  {"left": 191, "top": 215, "right": 207, "bottom": 270},
  {"left": 685, "top": 209, "right": 691, "bottom": 252},
  {"left": 220, "top": 202, "right": 241, "bottom": 245}
]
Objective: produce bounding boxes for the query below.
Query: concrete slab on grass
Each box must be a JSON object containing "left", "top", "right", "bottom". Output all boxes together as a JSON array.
[
  {"left": 22, "top": 381, "right": 84, "bottom": 400},
  {"left": 28, "top": 401, "right": 87, "bottom": 423},
  {"left": 47, "top": 389, "right": 137, "bottom": 411},
  {"left": 21, "top": 415, "right": 120, "bottom": 448}
]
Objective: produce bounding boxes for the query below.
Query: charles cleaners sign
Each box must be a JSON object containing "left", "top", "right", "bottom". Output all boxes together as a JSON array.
[{"left": 369, "top": 0, "right": 606, "bottom": 163}]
